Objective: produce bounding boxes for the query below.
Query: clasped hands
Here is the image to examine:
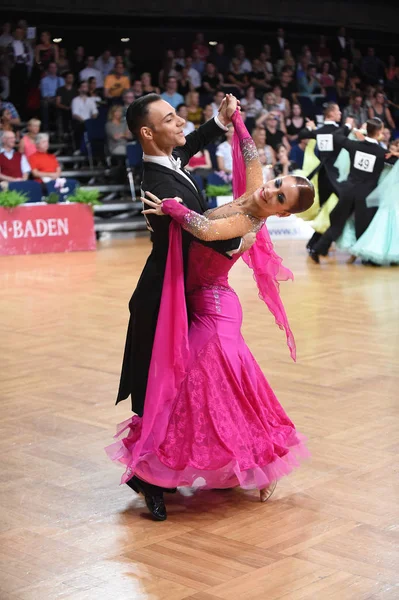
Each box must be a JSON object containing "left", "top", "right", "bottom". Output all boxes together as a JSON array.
[{"left": 141, "top": 191, "right": 182, "bottom": 216}]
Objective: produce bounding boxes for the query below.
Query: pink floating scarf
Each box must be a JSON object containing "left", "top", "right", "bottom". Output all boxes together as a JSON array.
[{"left": 231, "top": 111, "right": 296, "bottom": 360}]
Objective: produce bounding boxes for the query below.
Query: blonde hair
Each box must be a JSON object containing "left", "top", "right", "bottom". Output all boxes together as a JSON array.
[
  {"left": 186, "top": 91, "right": 199, "bottom": 107},
  {"left": 28, "top": 118, "right": 41, "bottom": 129},
  {"left": 108, "top": 105, "right": 123, "bottom": 121}
]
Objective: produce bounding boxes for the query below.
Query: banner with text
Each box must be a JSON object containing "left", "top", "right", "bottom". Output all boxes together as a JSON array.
[{"left": 0, "top": 204, "right": 96, "bottom": 255}]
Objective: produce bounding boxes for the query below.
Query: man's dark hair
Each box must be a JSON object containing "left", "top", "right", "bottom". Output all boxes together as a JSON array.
[
  {"left": 88, "top": 76, "right": 96, "bottom": 84},
  {"left": 366, "top": 117, "right": 383, "bottom": 138},
  {"left": 126, "top": 93, "right": 161, "bottom": 137},
  {"left": 176, "top": 103, "right": 187, "bottom": 112},
  {"left": 64, "top": 71, "right": 74, "bottom": 79},
  {"left": 324, "top": 102, "right": 338, "bottom": 118}
]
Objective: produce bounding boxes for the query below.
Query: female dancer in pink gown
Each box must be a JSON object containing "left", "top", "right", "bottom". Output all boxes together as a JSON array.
[{"left": 106, "top": 110, "right": 314, "bottom": 503}]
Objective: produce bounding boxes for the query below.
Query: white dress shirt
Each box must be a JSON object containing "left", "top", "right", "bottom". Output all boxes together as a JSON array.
[
  {"left": 71, "top": 95, "right": 99, "bottom": 121},
  {"left": 183, "top": 121, "right": 195, "bottom": 136},
  {"left": 187, "top": 67, "right": 201, "bottom": 89}
]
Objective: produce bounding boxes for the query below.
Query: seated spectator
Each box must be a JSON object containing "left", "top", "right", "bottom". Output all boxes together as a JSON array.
[
  {"left": 19, "top": 118, "right": 41, "bottom": 158},
  {"left": 40, "top": 62, "right": 65, "bottom": 130},
  {"left": 289, "top": 137, "right": 309, "bottom": 170},
  {"left": 71, "top": 81, "right": 98, "bottom": 148},
  {"left": 95, "top": 50, "right": 115, "bottom": 78},
  {"left": 263, "top": 114, "right": 290, "bottom": 152},
  {"left": 258, "top": 51, "right": 274, "bottom": 81},
  {"left": 240, "top": 86, "right": 263, "bottom": 119},
  {"left": 336, "top": 69, "right": 351, "bottom": 103},
  {"left": 272, "top": 84, "right": 290, "bottom": 116},
  {"left": 342, "top": 92, "right": 368, "bottom": 128},
  {"left": 0, "top": 108, "right": 15, "bottom": 142},
  {"left": 87, "top": 76, "right": 103, "bottom": 103},
  {"left": 122, "top": 89, "right": 135, "bottom": 119},
  {"left": 257, "top": 147, "right": 274, "bottom": 182},
  {"left": 160, "top": 76, "right": 184, "bottom": 109},
  {"left": 317, "top": 61, "right": 335, "bottom": 88},
  {"left": 183, "top": 57, "right": 201, "bottom": 89},
  {"left": 191, "top": 48, "right": 205, "bottom": 75},
  {"left": 298, "top": 64, "right": 323, "bottom": 97},
  {"left": 0, "top": 22, "right": 13, "bottom": 49},
  {"left": 178, "top": 68, "right": 194, "bottom": 96},
  {"left": 104, "top": 62, "right": 131, "bottom": 99},
  {"left": 175, "top": 47, "right": 186, "bottom": 69},
  {"left": 234, "top": 45, "right": 252, "bottom": 74},
  {"left": 380, "top": 127, "right": 391, "bottom": 150},
  {"left": 368, "top": 91, "right": 396, "bottom": 130},
  {"left": 226, "top": 58, "right": 248, "bottom": 93},
  {"left": 279, "top": 66, "right": 297, "bottom": 104},
  {"left": 276, "top": 49, "right": 296, "bottom": 75},
  {"left": 252, "top": 126, "right": 275, "bottom": 167},
  {"left": 57, "top": 47, "right": 70, "bottom": 75},
  {"left": 210, "top": 90, "right": 225, "bottom": 118},
  {"left": 192, "top": 33, "right": 209, "bottom": 62},
  {"left": 211, "top": 43, "right": 230, "bottom": 77},
  {"left": 71, "top": 45, "right": 85, "bottom": 80},
  {"left": 186, "top": 148, "right": 212, "bottom": 174},
  {"left": 29, "top": 133, "right": 61, "bottom": 183},
  {"left": 249, "top": 59, "right": 269, "bottom": 92},
  {"left": 216, "top": 127, "right": 234, "bottom": 174},
  {"left": 0, "top": 130, "right": 31, "bottom": 182},
  {"left": 105, "top": 105, "right": 131, "bottom": 157},
  {"left": 273, "top": 143, "right": 298, "bottom": 177},
  {"left": 202, "top": 103, "right": 214, "bottom": 123},
  {"left": 201, "top": 62, "right": 222, "bottom": 97},
  {"left": 185, "top": 91, "right": 202, "bottom": 127},
  {"left": 141, "top": 72, "right": 160, "bottom": 95},
  {"left": 315, "top": 35, "right": 332, "bottom": 64},
  {"left": 361, "top": 47, "right": 385, "bottom": 85},
  {"left": 132, "top": 80, "right": 144, "bottom": 100},
  {"left": 158, "top": 55, "right": 179, "bottom": 90},
  {"left": 285, "top": 102, "right": 305, "bottom": 143},
  {"left": 80, "top": 56, "right": 103, "bottom": 88},
  {"left": 385, "top": 55, "right": 397, "bottom": 82},
  {"left": 35, "top": 31, "right": 59, "bottom": 75},
  {"left": 176, "top": 104, "right": 195, "bottom": 136},
  {"left": 56, "top": 71, "right": 77, "bottom": 135},
  {"left": 123, "top": 48, "right": 134, "bottom": 76}
]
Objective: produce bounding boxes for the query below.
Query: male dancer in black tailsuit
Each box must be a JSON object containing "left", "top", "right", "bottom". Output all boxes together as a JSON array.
[
  {"left": 309, "top": 117, "right": 398, "bottom": 263},
  {"left": 298, "top": 103, "right": 352, "bottom": 251},
  {"left": 115, "top": 94, "right": 251, "bottom": 520}
]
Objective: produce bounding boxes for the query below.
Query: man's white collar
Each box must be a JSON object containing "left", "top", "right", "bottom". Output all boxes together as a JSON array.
[
  {"left": 365, "top": 136, "right": 379, "bottom": 144},
  {"left": 324, "top": 121, "right": 339, "bottom": 127}
]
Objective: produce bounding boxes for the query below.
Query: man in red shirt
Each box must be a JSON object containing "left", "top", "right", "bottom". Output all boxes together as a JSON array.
[{"left": 29, "top": 133, "right": 61, "bottom": 183}]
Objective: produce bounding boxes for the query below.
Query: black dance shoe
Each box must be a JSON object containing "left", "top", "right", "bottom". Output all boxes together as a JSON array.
[
  {"left": 308, "top": 249, "right": 320, "bottom": 264},
  {"left": 128, "top": 475, "right": 167, "bottom": 521}
]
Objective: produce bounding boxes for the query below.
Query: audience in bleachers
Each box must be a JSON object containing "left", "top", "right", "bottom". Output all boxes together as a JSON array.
[{"left": 0, "top": 21, "right": 398, "bottom": 202}]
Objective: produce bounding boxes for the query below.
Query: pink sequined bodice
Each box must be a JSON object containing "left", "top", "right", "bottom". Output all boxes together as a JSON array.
[{"left": 186, "top": 240, "right": 240, "bottom": 293}]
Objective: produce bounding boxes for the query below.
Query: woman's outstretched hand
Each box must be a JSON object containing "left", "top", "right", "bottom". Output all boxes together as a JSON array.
[{"left": 141, "top": 191, "right": 182, "bottom": 216}]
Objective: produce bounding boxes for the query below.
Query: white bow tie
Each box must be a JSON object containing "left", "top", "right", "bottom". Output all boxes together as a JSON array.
[{"left": 169, "top": 155, "right": 182, "bottom": 171}]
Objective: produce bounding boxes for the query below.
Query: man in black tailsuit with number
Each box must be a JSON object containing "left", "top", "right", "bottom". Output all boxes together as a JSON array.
[
  {"left": 309, "top": 117, "right": 398, "bottom": 263},
  {"left": 114, "top": 94, "right": 251, "bottom": 520},
  {"left": 298, "top": 102, "right": 352, "bottom": 251}
]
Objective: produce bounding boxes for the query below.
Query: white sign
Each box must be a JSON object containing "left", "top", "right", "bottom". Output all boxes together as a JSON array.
[
  {"left": 316, "top": 134, "right": 334, "bottom": 152},
  {"left": 354, "top": 151, "right": 376, "bottom": 173}
]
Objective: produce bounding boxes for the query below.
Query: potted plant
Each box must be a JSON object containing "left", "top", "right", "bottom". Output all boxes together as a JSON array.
[{"left": 0, "top": 189, "right": 28, "bottom": 208}]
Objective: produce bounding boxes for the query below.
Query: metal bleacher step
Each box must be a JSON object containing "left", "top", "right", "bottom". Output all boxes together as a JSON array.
[
  {"left": 80, "top": 184, "right": 129, "bottom": 193},
  {"left": 61, "top": 168, "right": 109, "bottom": 178},
  {"left": 57, "top": 156, "right": 88, "bottom": 164},
  {"left": 94, "top": 201, "right": 142, "bottom": 212},
  {"left": 94, "top": 217, "right": 147, "bottom": 232}
]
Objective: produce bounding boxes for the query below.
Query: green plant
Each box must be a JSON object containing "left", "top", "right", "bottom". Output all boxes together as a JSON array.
[
  {"left": 46, "top": 192, "right": 59, "bottom": 204},
  {"left": 206, "top": 184, "right": 233, "bottom": 197},
  {"left": 0, "top": 189, "right": 29, "bottom": 208},
  {"left": 67, "top": 188, "right": 102, "bottom": 206}
]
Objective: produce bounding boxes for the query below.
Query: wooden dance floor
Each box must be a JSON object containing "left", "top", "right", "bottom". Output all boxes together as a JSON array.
[{"left": 1, "top": 237, "right": 399, "bottom": 600}]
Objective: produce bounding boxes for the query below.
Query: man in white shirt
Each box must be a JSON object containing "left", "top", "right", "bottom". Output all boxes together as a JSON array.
[
  {"left": 95, "top": 50, "right": 115, "bottom": 78},
  {"left": 216, "top": 127, "right": 234, "bottom": 174},
  {"left": 184, "top": 57, "right": 201, "bottom": 89},
  {"left": 71, "top": 81, "right": 98, "bottom": 149},
  {"left": 211, "top": 90, "right": 225, "bottom": 118},
  {"left": 80, "top": 56, "right": 104, "bottom": 88},
  {"left": 8, "top": 26, "right": 30, "bottom": 116}
]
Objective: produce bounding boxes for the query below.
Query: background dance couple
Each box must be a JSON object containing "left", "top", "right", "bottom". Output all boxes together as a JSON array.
[{"left": 106, "top": 93, "right": 314, "bottom": 520}]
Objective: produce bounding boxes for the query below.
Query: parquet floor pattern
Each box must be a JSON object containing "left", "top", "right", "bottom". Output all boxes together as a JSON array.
[{"left": 1, "top": 237, "right": 398, "bottom": 600}]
